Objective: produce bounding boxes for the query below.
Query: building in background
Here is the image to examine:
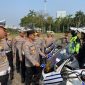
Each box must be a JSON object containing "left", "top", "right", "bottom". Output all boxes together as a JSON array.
[{"left": 57, "top": 11, "right": 67, "bottom": 18}]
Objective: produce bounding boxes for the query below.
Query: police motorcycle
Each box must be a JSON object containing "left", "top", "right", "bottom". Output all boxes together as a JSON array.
[
  {"left": 60, "top": 48, "right": 85, "bottom": 85},
  {"left": 41, "top": 42, "right": 85, "bottom": 85},
  {"left": 41, "top": 40, "right": 62, "bottom": 67}
]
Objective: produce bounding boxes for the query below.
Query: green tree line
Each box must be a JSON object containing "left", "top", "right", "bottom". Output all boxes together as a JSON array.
[{"left": 20, "top": 10, "right": 85, "bottom": 33}]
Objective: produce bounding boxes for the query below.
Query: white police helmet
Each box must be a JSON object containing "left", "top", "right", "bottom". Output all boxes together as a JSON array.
[
  {"left": 18, "top": 28, "right": 26, "bottom": 32},
  {"left": 18, "top": 29, "right": 26, "bottom": 32},
  {"left": 77, "top": 28, "right": 83, "bottom": 33},
  {"left": 77, "top": 27, "right": 85, "bottom": 33},
  {"left": 82, "top": 29, "right": 85, "bottom": 33},
  {"left": 70, "top": 27, "right": 78, "bottom": 33},
  {"left": 82, "top": 27, "right": 85, "bottom": 30},
  {"left": 70, "top": 27, "right": 77, "bottom": 31}
]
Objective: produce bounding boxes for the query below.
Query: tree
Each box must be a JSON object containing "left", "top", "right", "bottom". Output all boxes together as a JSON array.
[
  {"left": 74, "top": 11, "right": 85, "bottom": 27},
  {"left": 54, "top": 18, "right": 62, "bottom": 32},
  {"left": 45, "top": 16, "right": 53, "bottom": 31},
  {"left": 20, "top": 10, "right": 85, "bottom": 33},
  {"left": 20, "top": 10, "right": 37, "bottom": 27}
]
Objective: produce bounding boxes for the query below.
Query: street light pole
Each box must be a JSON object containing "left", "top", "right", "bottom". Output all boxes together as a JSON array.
[
  {"left": 43, "top": 0, "right": 47, "bottom": 33},
  {"left": 44, "top": 0, "right": 47, "bottom": 15}
]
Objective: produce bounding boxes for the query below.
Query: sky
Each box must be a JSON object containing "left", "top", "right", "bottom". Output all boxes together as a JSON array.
[{"left": 0, "top": 0, "right": 85, "bottom": 26}]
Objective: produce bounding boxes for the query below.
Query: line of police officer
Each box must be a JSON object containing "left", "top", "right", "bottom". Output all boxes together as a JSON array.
[
  {"left": 0, "top": 25, "right": 56, "bottom": 85},
  {"left": 13, "top": 29, "right": 56, "bottom": 85}
]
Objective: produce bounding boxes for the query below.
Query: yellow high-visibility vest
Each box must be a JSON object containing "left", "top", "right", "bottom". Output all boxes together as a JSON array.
[{"left": 69, "top": 36, "right": 80, "bottom": 54}]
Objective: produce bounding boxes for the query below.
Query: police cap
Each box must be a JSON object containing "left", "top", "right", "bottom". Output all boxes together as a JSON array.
[
  {"left": 18, "top": 29, "right": 26, "bottom": 33},
  {"left": 27, "top": 29, "right": 35, "bottom": 37}
]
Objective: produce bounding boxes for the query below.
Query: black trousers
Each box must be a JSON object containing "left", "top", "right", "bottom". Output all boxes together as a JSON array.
[
  {"left": 16, "top": 49, "right": 20, "bottom": 72},
  {"left": 25, "top": 66, "right": 42, "bottom": 85},
  {"left": 0, "top": 74, "right": 9, "bottom": 85},
  {"left": 20, "top": 55, "right": 25, "bottom": 82},
  {"left": 16, "top": 49, "right": 25, "bottom": 82},
  {"left": 6, "top": 51, "right": 14, "bottom": 79}
]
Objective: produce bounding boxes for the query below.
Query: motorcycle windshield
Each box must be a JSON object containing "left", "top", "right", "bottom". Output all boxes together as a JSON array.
[{"left": 47, "top": 43, "right": 71, "bottom": 67}]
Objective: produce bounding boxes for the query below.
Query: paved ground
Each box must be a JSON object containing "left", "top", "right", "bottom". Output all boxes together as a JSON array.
[{"left": 8, "top": 71, "right": 24, "bottom": 85}]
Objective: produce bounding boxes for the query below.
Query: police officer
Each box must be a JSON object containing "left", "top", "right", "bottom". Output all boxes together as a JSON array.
[
  {"left": 2, "top": 32, "right": 14, "bottom": 80},
  {"left": 0, "top": 26, "right": 10, "bottom": 85},
  {"left": 63, "top": 31, "right": 69, "bottom": 44},
  {"left": 34, "top": 31, "right": 47, "bottom": 80},
  {"left": 50, "top": 31, "right": 56, "bottom": 42},
  {"left": 13, "top": 29, "right": 26, "bottom": 83},
  {"left": 23, "top": 29, "right": 43, "bottom": 85},
  {"left": 77, "top": 29, "right": 85, "bottom": 68},
  {"left": 35, "top": 31, "right": 45, "bottom": 53},
  {"left": 45, "top": 31, "right": 55, "bottom": 47},
  {"left": 69, "top": 28, "right": 80, "bottom": 54}
]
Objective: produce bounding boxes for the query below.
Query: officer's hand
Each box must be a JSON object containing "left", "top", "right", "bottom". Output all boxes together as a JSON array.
[
  {"left": 35, "top": 62, "right": 40, "bottom": 67},
  {"left": 45, "top": 54, "right": 48, "bottom": 58}
]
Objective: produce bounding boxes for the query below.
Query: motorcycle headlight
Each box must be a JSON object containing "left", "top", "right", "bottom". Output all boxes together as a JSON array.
[
  {"left": 81, "top": 70, "right": 85, "bottom": 81},
  {"left": 56, "top": 58, "right": 60, "bottom": 62}
]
